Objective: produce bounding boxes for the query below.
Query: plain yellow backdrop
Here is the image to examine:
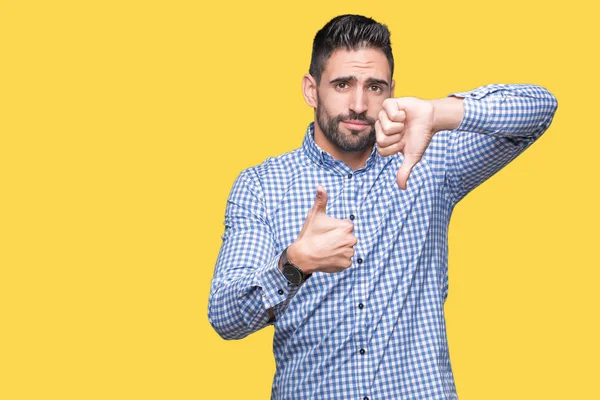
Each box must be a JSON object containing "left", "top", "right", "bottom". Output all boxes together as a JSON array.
[{"left": 1, "top": 0, "right": 598, "bottom": 399}]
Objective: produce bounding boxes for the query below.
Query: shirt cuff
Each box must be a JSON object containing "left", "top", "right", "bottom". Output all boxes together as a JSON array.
[
  {"left": 253, "top": 250, "right": 293, "bottom": 310},
  {"left": 447, "top": 87, "right": 495, "bottom": 133}
]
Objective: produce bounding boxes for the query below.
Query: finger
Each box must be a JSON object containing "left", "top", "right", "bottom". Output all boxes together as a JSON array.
[
  {"left": 349, "top": 234, "right": 358, "bottom": 247},
  {"left": 323, "top": 216, "right": 354, "bottom": 229},
  {"left": 382, "top": 98, "right": 406, "bottom": 123},
  {"left": 378, "top": 109, "right": 404, "bottom": 136},
  {"left": 327, "top": 224, "right": 355, "bottom": 245},
  {"left": 310, "top": 185, "right": 328, "bottom": 215},
  {"left": 342, "top": 220, "right": 355, "bottom": 232},
  {"left": 315, "top": 217, "right": 351, "bottom": 238},
  {"left": 378, "top": 128, "right": 404, "bottom": 148},
  {"left": 338, "top": 232, "right": 358, "bottom": 248},
  {"left": 314, "top": 215, "right": 345, "bottom": 233},
  {"left": 396, "top": 155, "right": 419, "bottom": 190},
  {"left": 375, "top": 119, "right": 386, "bottom": 144},
  {"left": 378, "top": 140, "right": 404, "bottom": 157},
  {"left": 344, "top": 246, "right": 356, "bottom": 258},
  {"left": 336, "top": 258, "right": 352, "bottom": 270}
]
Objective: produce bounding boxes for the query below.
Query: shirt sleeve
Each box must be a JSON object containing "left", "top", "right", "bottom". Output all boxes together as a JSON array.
[
  {"left": 208, "top": 168, "right": 301, "bottom": 340},
  {"left": 443, "top": 84, "right": 558, "bottom": 204}
]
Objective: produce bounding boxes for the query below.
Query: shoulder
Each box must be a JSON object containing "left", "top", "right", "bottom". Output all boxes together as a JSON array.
[
  {"left": 235, "top": 147, "right": 308, "bottom": 195},
  {"left": 241, "top": 148, "right": 307, "bottom": 183}
]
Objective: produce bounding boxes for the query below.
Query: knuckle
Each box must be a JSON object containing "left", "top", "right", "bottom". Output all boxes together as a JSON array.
[
  {"left": 378, "top": 109, "right": 388, "bottom": 122},
  {"left": 390, "top": 108, "right": 404, "bottom": 122},
  {"left": 337, "top": 220, "right": 351, "bottom": 230},
  {"left": 381, "top": 118, "right": 391, "bottom": 133},
  {"left": 382, "top": 98, "right": 393, "bottom": 109},
  {"left": 387, "top": 108, "right": 398, "bottom": 121}
]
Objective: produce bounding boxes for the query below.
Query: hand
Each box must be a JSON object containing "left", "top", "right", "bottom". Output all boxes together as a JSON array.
[
  {"left": 375, "top": 97, "right": 436, "bottom": 190},
  {"left": 287, "top": 186, "right": 358, "bottom": 274}
]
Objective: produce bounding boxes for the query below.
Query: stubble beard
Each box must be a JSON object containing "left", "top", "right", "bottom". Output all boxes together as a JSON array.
[{"left": 315, "top": 101, "right": 376, "bottom": 153}]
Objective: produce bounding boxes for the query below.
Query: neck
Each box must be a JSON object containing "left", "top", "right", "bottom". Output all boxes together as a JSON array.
[{"left": 313, "top": 123, "right": 373, "bottom": 171}]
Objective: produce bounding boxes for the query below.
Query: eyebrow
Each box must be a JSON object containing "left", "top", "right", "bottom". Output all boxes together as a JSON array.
[{"left": 329, "top": 75, "right": 390, "bottom": 87}]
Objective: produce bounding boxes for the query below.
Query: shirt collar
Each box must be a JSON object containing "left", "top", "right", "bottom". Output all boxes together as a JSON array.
[{"left": 302, "top": 121, "right": 381, "bottom": 173}]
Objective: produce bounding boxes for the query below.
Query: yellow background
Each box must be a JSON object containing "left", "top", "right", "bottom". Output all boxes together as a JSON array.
[{"left": 1, "top": 0, "right": 598, "bottom": 399}]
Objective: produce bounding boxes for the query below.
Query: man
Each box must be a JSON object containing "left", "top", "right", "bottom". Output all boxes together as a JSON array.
[{"left": 208, "top": 14, "right": 557, "bottom": 400}]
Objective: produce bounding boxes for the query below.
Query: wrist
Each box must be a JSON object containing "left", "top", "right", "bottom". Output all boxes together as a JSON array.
[
  {"left": 430, "top": 97, "right": 464, "bottom": 133},
  {"left": 286, "top": 243, "right": 310, "bottom": 274},
  {"left": 279, "top": 244, "right": 312, "bottom": 285}
]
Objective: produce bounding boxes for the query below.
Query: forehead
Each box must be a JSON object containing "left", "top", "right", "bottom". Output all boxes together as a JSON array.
[{"left": 322, "top": 48, "right": 391, "bottom": 82}]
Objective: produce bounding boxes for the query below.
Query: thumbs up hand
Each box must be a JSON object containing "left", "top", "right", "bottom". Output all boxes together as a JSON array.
[
  {"left": 375, "top": 97, "right": 436, "bottom": 190},
  {"left": 286, "top": 186, "right": 358, "bottom": 274}
]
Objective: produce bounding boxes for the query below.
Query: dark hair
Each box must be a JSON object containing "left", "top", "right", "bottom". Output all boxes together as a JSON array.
[{"left": 309, "top": 14, "right": 394, "bottom": 84}]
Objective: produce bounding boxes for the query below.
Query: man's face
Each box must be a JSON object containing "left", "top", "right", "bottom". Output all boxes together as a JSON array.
[{"left": 315, "top": 48, "right": 393, "bottom": 153}]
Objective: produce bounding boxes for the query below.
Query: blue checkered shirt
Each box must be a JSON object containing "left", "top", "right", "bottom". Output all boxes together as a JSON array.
[{"left": 209, "top": 84, "right": 558, "bottom": 399}]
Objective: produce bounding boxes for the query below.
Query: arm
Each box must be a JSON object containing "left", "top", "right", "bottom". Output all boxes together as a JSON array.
[
  {"left": 208, "top": 169, "right": 300, "bottom": 340},
  {"left": 438, "top": 84, "right": 558, "bottom": 204}
]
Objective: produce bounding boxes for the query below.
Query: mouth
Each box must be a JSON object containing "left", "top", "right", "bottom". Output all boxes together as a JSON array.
[{"left": 342, "top": 120, "right": 371, "bottom": 130}]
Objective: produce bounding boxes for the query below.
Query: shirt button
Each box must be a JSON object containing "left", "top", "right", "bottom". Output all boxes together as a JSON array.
[
  {"left": 277, "top": 289, "right": 284, "bottom": 295},
  {"left": 359, "top": 348, "right": 366, "bottom": 355},
  {"left": 357, "top": 258, "right": 363, "bottom": 264},
  {"left": 347, "top": 173, "right": 353, "bottom": 179},
  {"left": 349, "top": 214, "right": 355, "bottom": 220},
  {"left": 358, "top": 303, "right": 364, "bottom": 309}
]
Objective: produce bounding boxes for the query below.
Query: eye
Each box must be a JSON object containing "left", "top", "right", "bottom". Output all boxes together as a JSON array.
[
  {"left": 369, "top": 85, "right": 383, "bottom": 93},
  {"left": 335, "top": 82, "right": 349, "bottom": 90}
]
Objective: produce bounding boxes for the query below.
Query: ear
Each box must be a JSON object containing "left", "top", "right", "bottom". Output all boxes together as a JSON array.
[
  {"left": 302, "top": 74, "right": 318, "bottom": 108},
  {"left": 390, "top": 79, "right": 395, "bottom": 98}
]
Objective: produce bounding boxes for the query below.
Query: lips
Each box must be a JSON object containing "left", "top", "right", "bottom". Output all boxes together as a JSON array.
[{"left": 342, "top": 120, "right": 370, "bottom": 129}]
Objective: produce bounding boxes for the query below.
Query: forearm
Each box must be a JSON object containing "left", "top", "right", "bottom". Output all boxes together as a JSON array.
[
  {"left": 443, "top": 84, "right": 558, "bottom": 137},
  {"left": 440, "top": 83, "right": 558, "bottom": 203},
  {"left": 209, "top": 278, "right": 272, "bottom": 340},
  {"left": 209, "top": 170, "right": 300, "bottom": 340},
  {"left": 430, "top": 96, "right": 464, "bottom": 134},
  {"left": 209, "top": 251, "right": 299, "bottom": 340}
]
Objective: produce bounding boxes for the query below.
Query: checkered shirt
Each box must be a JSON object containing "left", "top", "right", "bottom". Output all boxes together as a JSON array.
[{"left": 209, "top": 84, "right": 558, "bottom": 399}]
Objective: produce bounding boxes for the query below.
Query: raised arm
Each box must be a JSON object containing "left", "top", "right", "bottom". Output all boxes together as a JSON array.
[
  {"left": 375, "top": 84, "right": 558, "bottom": 200},
  {"left": 441, "top": 84, "right": 558, "bottom": 204}
]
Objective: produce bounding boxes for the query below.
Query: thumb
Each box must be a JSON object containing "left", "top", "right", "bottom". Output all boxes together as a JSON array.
[
  {"left": 396, "top": 157, "right": 417, "bottom": 190},
  {"left": 311, "top": 185, "right": 328, "bottom": 214}
]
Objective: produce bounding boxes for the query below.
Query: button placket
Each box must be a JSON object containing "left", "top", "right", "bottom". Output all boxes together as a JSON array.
[{"left": 355, "top": 252, "right": 369, "bottom": 361}]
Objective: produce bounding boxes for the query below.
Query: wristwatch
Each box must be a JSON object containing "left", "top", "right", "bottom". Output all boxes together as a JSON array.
[{"left": 280, "top": 247, "right": 311, "bottom": 285}]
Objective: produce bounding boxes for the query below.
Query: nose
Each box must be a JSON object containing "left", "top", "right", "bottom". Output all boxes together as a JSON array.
[{"left": 349, "top": 88, "right": 368, "bottom": 115}]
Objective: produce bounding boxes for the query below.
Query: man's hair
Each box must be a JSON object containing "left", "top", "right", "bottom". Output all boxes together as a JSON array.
[{"left": 309, "top": 14, "right": 394, "bottom": 85}]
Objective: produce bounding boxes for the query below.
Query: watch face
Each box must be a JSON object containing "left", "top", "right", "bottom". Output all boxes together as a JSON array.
[{"left": 283, "top": 263, "right": 302, "bottom": 285}]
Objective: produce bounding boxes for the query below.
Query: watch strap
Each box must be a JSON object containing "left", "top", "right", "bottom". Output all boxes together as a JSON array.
[{"left": 280, "top": 247, "right": 311, "bottom": 284}]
